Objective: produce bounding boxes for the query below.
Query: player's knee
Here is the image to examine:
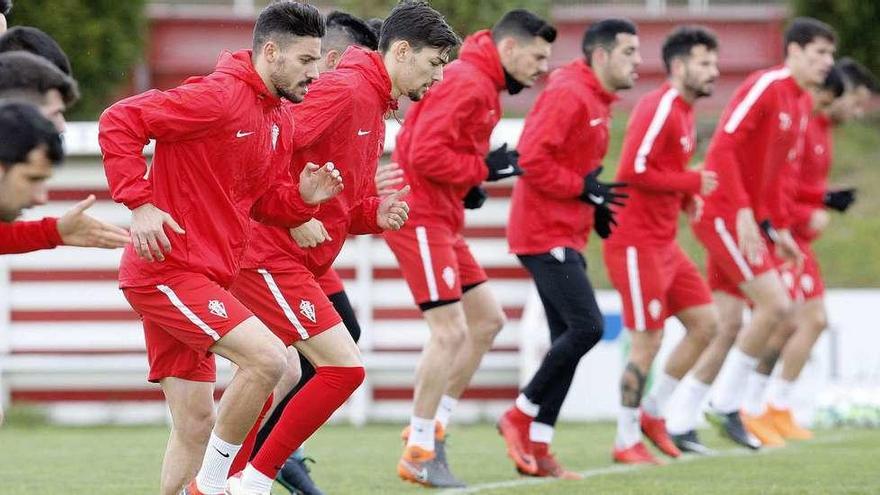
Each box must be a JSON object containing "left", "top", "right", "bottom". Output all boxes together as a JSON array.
[
  {"left": 472, "top": 310, "right": 506, "bottom": 347},
  {"left": 432, "top": 321, "right": 467, "bottom": 349},
  {"left": 176, "top": 405, "right": 215, "bottom": 445},
  {"left": 691, "top": 317, "right": 719, "bottom": 348},
  {"left": 570, "top": 323, "right": 604, "bottom": 355},
  {"left": 252, "top": 339, "right": 288, "bottom": 385}
]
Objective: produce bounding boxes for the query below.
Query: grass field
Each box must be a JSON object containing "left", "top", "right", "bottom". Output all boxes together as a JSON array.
[{"left": 1, "top": 420, "right": 878, "bottom": 494}]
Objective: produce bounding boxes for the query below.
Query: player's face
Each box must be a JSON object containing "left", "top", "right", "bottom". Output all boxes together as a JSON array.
[
  {"left": 792, "top": 37, "right": 835, "bottom": 88},
  {"left": 268, "top": 36, "right": 322, "bottom": 103},
  {"left": 829, "top": 85, "right": 871, "bottom": 122},
  {"left": 606, "top": 33, "right": 641, "bottom": 90},
  {"left": 41, "top": 89, "right": 67, "bottom": 132},
  {"left": 0, "top": 147, "right": 53, "bottom": 222},
  {"left": 395, "top": 44, "right": 450, "bottom": 102},
  {"left": 682, "top": 45, "right": 719, "bottom": 98},
  {"left": 504, "top": 37, "right": 552, "bottom": 87}
]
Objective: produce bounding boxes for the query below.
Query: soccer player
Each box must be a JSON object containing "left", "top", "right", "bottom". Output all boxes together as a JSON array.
[
  {"left": 382, "top": 9, "right": 556, "bottom": 487},
  {"left": 604, "top": 26, "right": 720, "bottom": 464},
  {"left": 229, "top": 3, "right": 458, "bottom": 494},
  {"left": 500, "top": 18, "right": 637, "bottom": 478},
  {"left": 0, "top": 25, "right": 73, "bottom": 75},
  {"left": 738, "top": 59, "right": 878, "bottom": 444},
  {"left": 666, "top": 17, "right": 836, "bottom": 450},
  {"left": 99, "top": 4, "right": 342, "bottom": 495},
  {"left": 0, "top": 50, "right": 78, "bottom": 131}
]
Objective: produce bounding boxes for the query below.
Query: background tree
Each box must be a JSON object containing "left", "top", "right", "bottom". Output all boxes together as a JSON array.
[{"left": 791, "top": 0, "right": 879, "bottom": 76}]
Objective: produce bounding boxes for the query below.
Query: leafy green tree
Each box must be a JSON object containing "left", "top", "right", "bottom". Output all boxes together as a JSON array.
[
  {"left": 7, "top": 0, "right": 147, "bottom": 119},
  {"left": 791, "top": 0, "right": 879, "bottom": 75}
]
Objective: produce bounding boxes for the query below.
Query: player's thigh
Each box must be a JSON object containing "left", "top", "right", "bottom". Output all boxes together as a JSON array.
[
  {"left": 713, "top": 290, "right": 746, "bottom": 337},
  {"left": 293, "top": 322, "right": 362, "bottom": 368},
  {"left": 739, "top": 269, "right": 790, "bottom": 313},
  {"left": 209, "top": 316, "right": 286, "bottom": 368},
  {"left": 161, "top": 377, "right": 216, "bottom": 429},
  {"left": 604, "top": 243, "right": 666, "bottom": 332},
  {"left": 694, "top": 215, "right": 774, "bottom": 296},
  {"left": 461, "top": 282, "right": 505, "bottom": 332}
]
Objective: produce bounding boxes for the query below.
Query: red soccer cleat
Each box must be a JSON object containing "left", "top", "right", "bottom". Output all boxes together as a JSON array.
[
  {"left": 181, "top": 479, "right": 224, "bottom": 495},
  {"left": 531, "top": 442, "right": 583, "bottom": 479},
  {"left": 613, "top": 441, "right": 665, "bottom": 465},
  {"left": 640, "top": 409, "right": 682, "bottom": 458},
  {"left": 496, "top": 406, "right": 538, "bottom": 475}
]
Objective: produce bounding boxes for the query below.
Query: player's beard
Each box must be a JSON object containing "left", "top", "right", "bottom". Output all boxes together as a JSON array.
[
  {"left": 270, "top": 59, "right": 311, "bottom": 103},
  {"left": 685, "top": 69, "right": 714, "bottom": 98}
]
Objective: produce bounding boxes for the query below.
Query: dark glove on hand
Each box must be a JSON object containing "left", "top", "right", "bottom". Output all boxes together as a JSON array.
[
  {"left": 485, "top": 143, "right": 522, "bottom": 182},
  {"left": 823, "top": 188, "right": 856, "bottom": 212},
  {"left": 463, "top": 186, "right": 488, "bottom": 209},
  {"left": 580, "top": 166, "right": 628, "bottom": 207},
  {"left": 593, "top": 204, "right": 617, "bottom": 239}
]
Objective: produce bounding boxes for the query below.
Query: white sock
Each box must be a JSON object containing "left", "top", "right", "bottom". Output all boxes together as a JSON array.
[
  {"left": 666, "top": 375, "right": 711, "bottom": 436},
  {"left": 768, "top": 377, "right": 795, "bottom": 410},
  {"left": 615, "top": 407, "right": 641, "bottom": 449},
  {"left": 239, "top": 463, "right": 274, "bottom": 494},
  {"left": 642, "top": 372, "right": 680, "bottom": 417},
  {"left": 435, "top": 395, "right": 458, "bottom": 429},
  {"left": 742, "top": 371, "right": 770, "bottom": 416},
  {"left": 196, "top": 432, "right": 242, "bottom": 493},
  {"left": 711, "top": 347, "right": 758, "bottom": 414},
  {"left": 529, "top": 421, "right": 554, "bottom": 444},
  {"left": 406, "top": 416, "right": 435, "bottom": 451},
  {"left": 515, "top": 393, "right": 539, "bottom": 417}
]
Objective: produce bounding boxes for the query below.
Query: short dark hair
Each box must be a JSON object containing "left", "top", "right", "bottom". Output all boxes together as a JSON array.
[
  {"left": 1, "top": 0, "right": 11, "bottom": 16},
  {"left": 582, "top": 18, "right": 638, "bottom": 63},
  {"left": 379, "top": 1, "right": 460, "bottom": 55},
  {"left": 837, "top": 57, "right": 880, "bottom": 93},
  {"left": 0, "top": 51, "right": 79, "bottom": 105},
  {"left": 819, "top": 65, "right": 846, "bottom": 98},
  {"left": 491, "top": 9, "right": 557, "bottom": 44},
  {"left": 661, "top": 26, "right": 718, "bottom": 74},
  {"left": 367, "top": 18, "right": 384, "bottom": 38},
  {"left": 324, "top": 11, "right": 379, "bottom": 52},
  {"left": 0, "top": 26, "right": 73, "bottom": 76},
  {"left": 0, "top": 100, "right": 64, "bottom": 168},
  {"left": 252, "top": 1, "right": 325, "bottom": 52},
  {"left": 784, "top": 17, "right": 837, "bottom": 53}
]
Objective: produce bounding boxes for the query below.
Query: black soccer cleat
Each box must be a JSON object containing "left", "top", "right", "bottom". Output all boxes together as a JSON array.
[
  {"left": 670, "top": 429, "right": 715, "bottom": 456},
  {"left": 704, "top": 409, "right": 761, "bottom": 450},
  {"left": 276, "top": 453, "right": 325, "bottom": 495}
]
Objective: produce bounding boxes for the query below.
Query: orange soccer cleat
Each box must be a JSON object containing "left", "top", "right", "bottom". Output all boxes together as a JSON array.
[
  {"left": 496, "top": 407, "right": 538, "bottom": 475},
  {"left": 766, "top": 405, "right": 813, "bottom": 440},
  {"left": 613, "top": 441, "right": 664, "bottom": 465},
  {"left": 397, "top": 444, "right": 465, "bottom": 488},
  {"left": 180, "top": 479, "right": 224, "bottom": 495},
  {"left": 741, "top": 410, "right": 786, "bottom": 447},
  {"left": 640, "top": 409, "right": 682, "bottom": 458}
]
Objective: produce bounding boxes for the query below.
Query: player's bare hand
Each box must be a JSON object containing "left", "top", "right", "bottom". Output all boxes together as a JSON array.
[
  {"left": 299, "top": 162, "right": 343, "bottom": 205},
  {"left": 776, "top": 229, "right": 804, "bottom": 270},
  {"left": 700, "top": 170, "right": 718, "bottom": 196},
  {"left": 808, "top": 209, "right": 830, "bottom": 234},
  {"left": 685, "top": 195, "right": 704, "bottom": 223},
  {"left": 57, "top": 195, "right": 130, "bottom": 249},
  {"left": 736, "top": 208, "right": 766, "bottom": 266},
  {"left": 129, "top": 203, "right": 185, "bottom": 262},
  {"left": 375, "top": 161, "right": 404, "bottom": 197},
  {"left": 290, "top": 218, "right": 331, "bottom": 248},
  {"left": 377, "top": 185, "right": 410, "bottom": 231}
]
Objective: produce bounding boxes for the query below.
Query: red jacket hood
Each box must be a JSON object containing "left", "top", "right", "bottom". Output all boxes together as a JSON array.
[
  {"left": 458, "top": 30, "right": 506, "bottom": 92},
  {"left": 337, "top": 46, "right": 398, "bottom": 111},
  {"left": 566, "top": 58, "right": 618, "bottom": 106},
  {"left": 214, "top": 49, "right": 282, "bottom": 107}
]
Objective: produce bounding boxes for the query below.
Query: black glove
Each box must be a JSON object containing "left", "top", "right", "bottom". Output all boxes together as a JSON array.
[
  {"left": 463, "top": 186, "right": 488, "bottom": 209},
  {"left": 593, "top": 204, "right": 617, "bottom": 239},
  {"left": 824, "top": 188, "right": 856, "bottom": 212},
  {"left": 759, "top": 219, "right": 779, "bottom": 244},
  {"left": 580, "top": 166, "right": 628, "bottom": 207},
  {"left": 485, "top": 143, "right": 522, "bottom": 182}
]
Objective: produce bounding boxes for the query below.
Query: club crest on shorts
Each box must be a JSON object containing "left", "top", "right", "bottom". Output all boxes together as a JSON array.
[
  {"left": 800, "top": 274, "right": 815, "bottom": 295},
  {"left": 208, "top": 300, "right": 228, "bottom": 319},
  {"left": 300, "top": 299, "right": 316, "bottom": 323},
  {"left": 550, "top": 246, "right": 566, "bottom": 263},
  {"left": 271, "top": 123, "right": 280, "bottom": 150},
  {"left": 648, "top": 299, "right": 663, "bottom": 321},
  {"left": 442, "top": 266, "right": 456, "bottom": 289}
]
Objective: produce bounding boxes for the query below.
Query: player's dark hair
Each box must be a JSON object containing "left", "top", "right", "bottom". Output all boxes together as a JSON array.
[
  {"left": 837, "top": 57, "right": 880, "bottom": 93},
  {"left": 818, "top": 65, "right": 846, "bottom": 98},
  {"left": 582, "top": 18, "right": 637, "bottom": 64},
  {"left": 0, "top": 100, "right": 63, "bottom": 168},
  {"left": 378, "top": 1, "right": 460, "bottom": 56},
  {"left": 784, "top": 17, "right": 836, "bottom": 53},
  {"left": 491, "top": 9, "right": 557, "bottom": 44},
  {"left": 325, "top": 11, "right": 379, "bottom": 52},
  {"left": 0, "top": 51, "right": 79, "bottom": 105},
  {"left": 252, "top": 1, "right": 325, "bottom": 51},
  {"left": 1, "top": 0, "right": 11, "bottom": 16},
  {"left": 0, "top": 26, "right": 72, "bottom": 76},
  {"left": 661, "top": 25, "right": 717, "bottom": 74},
  {"left": 367, "top": 18, "right": 384, "bottom": 38}
]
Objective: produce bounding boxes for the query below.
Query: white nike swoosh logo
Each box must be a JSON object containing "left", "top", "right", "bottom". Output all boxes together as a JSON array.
[
  {"left": 589, "top": 118, "right": 604, "bottom": 127},
  {"left": 497, "top": 166, "right": 515, "bottom": 175},
  {"left": 357, "top": 129, "right": 371, "bottom": 136},
  {"left": 588, "top": 193, "right": 604, "bottom": 204},
  {"left": 236, "top": 130, "right": 254, "bottom": 138}
]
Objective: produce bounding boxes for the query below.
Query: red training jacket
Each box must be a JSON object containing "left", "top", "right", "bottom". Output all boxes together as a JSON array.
[
  {"left": 608, "top": 82, "right": 700, "bottom": 248},
  {"left": 508, "top": 59, "right": 617, "bottom": 255},
  {"left": 100, "top": 49, "right": 317, "bottom": 288},
  {"left": 792, "top": 113, "right": 833, "bottom": 242},
  {"left": 392, "top": 30, "right": 503, "bottom": 233},
  {"left": 242, "top": 47, "right": 393, "bottom": 276},
  {"left": 702, "top": 66, "right": 810, "bottom": 228},
  {"left": 0, "top": 218, "right": 63, "bottom": 254}
]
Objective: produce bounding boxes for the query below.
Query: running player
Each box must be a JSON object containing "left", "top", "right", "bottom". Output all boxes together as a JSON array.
[
  {"left": 229, "top": 3, "right": 458, "bottom": 494},
  {"left": 0, "top": 25, "right": 73, "bottom": 76},
  {"left": 500, "top": 18, "right": 637, "bottom": 478},
  {"left": 383, "top": 9, "right": 556, "bottom": 487},
  {"left": 666, "top": 17, "right": 836, "bottom": 450},
  {"left": 0, "top": 50, "right": 78, "bottom": 131},
  {"left": 604, "top": 26, "right": 720, "bottom": 464},
  {"left": 99, "top": 4, "right": 342, "bottom": 494}
]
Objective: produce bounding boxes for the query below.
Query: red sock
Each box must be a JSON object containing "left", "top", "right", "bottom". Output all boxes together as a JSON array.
[
  {"left": 250, "top": 366, "right": 365, "bottom": 478},
  {"left": 229, "top": 392, "right": 274, "bottom": 476},
  {"left": 509, "top": 406, "right": 533, "bottom": 426}
]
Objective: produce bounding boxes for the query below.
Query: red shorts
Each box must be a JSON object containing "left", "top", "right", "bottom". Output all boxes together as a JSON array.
[
  {"left": 604, "top": 242, "right": 712, "bottom": 331},
  {"left": 797, "top": 239, "right": 825, "bottom": 300},
  {"left": 316, "top": 267, "right": 345, "bottom": 296},
  {"left": 122, "top": 272, "right": 253, "bottom": 383},
  {"left": 384, "top": 223, "right": 487, "bottom": 305},
  {"left": 692, "top": 214, "right": 776, "bottom": 298},
  {"left": 231, "top": 264, "right": 342, "bottom": 345}
]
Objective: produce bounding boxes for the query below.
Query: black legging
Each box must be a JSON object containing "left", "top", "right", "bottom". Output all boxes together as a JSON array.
[
  {"left": 253, "top": 290, "right": 361, "bottom": 454},
  {"left": 517, "top": 248, "right": 604, "bottom": 427}
]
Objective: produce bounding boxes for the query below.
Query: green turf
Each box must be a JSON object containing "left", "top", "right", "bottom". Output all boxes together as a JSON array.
[{"left": 0, "top": 420, "right": 877, "bottom": 494}]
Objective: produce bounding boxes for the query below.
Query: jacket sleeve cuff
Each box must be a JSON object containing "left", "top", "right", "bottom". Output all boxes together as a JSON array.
[{"left": 42, "top": 217, "right": 64, "bottom": 247}]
